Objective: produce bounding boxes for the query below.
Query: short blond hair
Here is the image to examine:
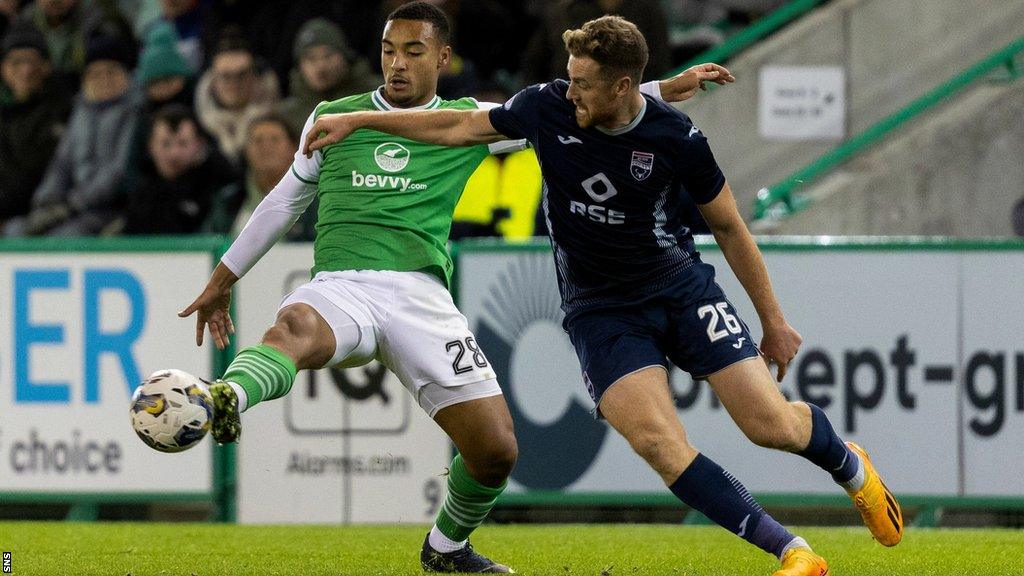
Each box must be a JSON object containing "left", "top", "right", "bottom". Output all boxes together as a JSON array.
[{"left": 562, "top": 15, "right": 648, "bottom": 84}]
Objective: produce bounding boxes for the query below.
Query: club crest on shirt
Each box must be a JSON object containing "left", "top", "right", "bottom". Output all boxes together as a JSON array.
[{"left": 630, "top": 151, "right": 654, "bottom": 181}]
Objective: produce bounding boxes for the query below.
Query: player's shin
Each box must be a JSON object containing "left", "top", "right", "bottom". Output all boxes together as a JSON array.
[
  {"left": 670, "top": 453, "right": 801, "bottom": 559},
  {"left": 431, "top": 454, "right": 505, "bottom": 551},
  {"left": 796, "top": 403, "right": 863, "bottom": 490}
]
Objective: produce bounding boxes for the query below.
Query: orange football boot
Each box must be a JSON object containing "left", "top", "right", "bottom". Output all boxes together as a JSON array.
[
  {"left": 846, "top": 442, "right": 903, "bottom": 546},
  {"left": 772, "top": 548, "right": 829, "bottom": 576}
]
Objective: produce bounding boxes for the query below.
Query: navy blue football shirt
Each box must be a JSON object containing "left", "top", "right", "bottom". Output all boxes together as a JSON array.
[{"left": 489, "top": 80, "right": 726, "bottom": 321}]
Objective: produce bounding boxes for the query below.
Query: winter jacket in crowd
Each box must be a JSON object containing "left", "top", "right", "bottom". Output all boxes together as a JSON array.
[
  {"left": 122, "top": 144, "right": 239, "bottom": 234},
  {"left": 0, "top": 77, "right": 72, "bottom": 221},
  {"left": 194, "top": 67, "right": 279, "bottom": 165},
  {"left": 19, "top": 89, "right": 141, "bottom": 235}
]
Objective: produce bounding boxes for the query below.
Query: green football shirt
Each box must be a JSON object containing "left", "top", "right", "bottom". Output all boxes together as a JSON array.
[{"left": 291, "top": 89, "right": 512, "bottom": 288}]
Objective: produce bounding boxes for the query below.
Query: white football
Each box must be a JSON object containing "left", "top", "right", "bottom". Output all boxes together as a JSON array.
[{"left": 130, "top": 369, "right": 213, "bottom": 453}]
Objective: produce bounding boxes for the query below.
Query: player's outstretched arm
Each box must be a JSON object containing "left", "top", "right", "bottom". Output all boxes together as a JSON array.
[
  {"left": 658, "top": 63, "right": 735, "bottom": 103},
  {"left": 698, "top": 183, "right": 802, "bottom": 382},
  {"left": 179, "top": 263, "right": 237, "bottom": 350},
  {"left": 304, "top": 108, "right": 502, "bottom": 156}
]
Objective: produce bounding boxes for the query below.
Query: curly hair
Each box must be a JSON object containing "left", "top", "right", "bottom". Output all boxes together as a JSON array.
[{"left": 562, "top": 15, "right": 648, "bottom": 84}]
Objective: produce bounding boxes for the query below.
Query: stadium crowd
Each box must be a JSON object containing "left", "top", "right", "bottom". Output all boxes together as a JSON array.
[{"left": 0, "top": 0, "right": 785, "bottom": 240}]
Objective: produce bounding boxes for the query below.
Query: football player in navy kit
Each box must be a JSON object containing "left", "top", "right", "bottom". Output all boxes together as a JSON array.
[{"left": 304, "top": 15, "right": 903, "bottom": 576}]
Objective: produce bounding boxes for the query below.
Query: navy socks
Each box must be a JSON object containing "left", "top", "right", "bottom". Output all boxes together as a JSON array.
[
  {"left": 798, "top": 403, "right": 859, "bottom": 483},
  {"left": 669, "top": 454, "right": 795, "bottom": 557}
]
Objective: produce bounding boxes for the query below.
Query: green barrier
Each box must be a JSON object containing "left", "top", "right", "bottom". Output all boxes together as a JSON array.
[{"left": 753, "top": 35, "right": 1024, "bottom": 221}]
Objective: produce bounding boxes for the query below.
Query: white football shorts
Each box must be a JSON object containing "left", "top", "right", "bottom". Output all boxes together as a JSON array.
[{"left": 279, "top": 269, "right": 502, "bottom": 417}]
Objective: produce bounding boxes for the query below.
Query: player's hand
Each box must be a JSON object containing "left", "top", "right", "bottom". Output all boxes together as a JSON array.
[
  {"left": 659, "top": 63, "right": 735, "bottom": 103},
  {"left": 759, "top": 321, "right": 802, "bottom": 382},
  {"left": 303, "top": 113, "right": 357, "bottom": 157},
  {"left": 178, "top": 286, "right": 234, "bottom": 350}
]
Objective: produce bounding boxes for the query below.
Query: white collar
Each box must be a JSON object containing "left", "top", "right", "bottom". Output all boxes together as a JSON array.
[{"left": 371, "top": 87, "right": 441, "bottom": 111}]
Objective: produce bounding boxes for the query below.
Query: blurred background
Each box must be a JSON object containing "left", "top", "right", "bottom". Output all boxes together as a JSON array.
[{"left": 1, "top": 0, "right": 1022, "bottom": 531}]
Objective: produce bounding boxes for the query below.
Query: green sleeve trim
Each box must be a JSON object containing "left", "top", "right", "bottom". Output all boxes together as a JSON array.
[{"left": 291, "top": 165, "right": 318, "bottom": 185}]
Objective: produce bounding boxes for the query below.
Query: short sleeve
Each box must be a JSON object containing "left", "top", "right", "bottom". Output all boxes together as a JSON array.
[
  {"left": 678, "top": 128, "right": 726, "bottom": 204},
  {"left": 473, "top": 99, "right": 529, "bottom": 155},
  {"left": 488, "top": 83, "right": 545, "bottom": 143},
  {"left": 291, "top": 107, "right": 324, "bottom": 184}
]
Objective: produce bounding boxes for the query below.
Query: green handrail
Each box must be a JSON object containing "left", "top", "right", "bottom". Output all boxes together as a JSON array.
[
  {"left": 664, "top": 0, "right": 824, "bottom": 78},
  {"left": 753, "top": 35, "right": 1024, "bottom": 221}
]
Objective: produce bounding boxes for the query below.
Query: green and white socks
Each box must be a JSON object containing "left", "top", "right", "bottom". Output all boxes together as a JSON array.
[
  {"left": 429, "top": 454, "right": 505, "bottom": 552},
  {"left": 221, "top": 344, "right": 298, "bottom": 413}
]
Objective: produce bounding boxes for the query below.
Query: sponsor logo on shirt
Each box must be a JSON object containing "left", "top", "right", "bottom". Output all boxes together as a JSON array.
[
  {"left": 351, "top": 142, "right": 426, "bottom": 191},
  {"left": 351, "top": 171, "right": 426, "bottom": 192},
  {"left": 374, "top": 142, "right": 411, "bottom": 172}
]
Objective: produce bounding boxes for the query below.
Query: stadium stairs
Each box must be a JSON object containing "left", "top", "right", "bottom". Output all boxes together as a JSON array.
[
  {"left": 756, "top": 53, "right": 1024, "bottom": 236},
  {"left": 674, "top": 0, "right": 1024, "bottom": 225}
]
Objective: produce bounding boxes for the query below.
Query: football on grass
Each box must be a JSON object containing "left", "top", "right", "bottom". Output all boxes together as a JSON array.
[{"left": 130, "top": 369, "right": 213, "bottom": 453}]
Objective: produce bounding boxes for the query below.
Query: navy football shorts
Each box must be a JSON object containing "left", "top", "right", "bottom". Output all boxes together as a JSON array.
[{"left": 566, "top": 262, "right": 761, "bottom": 417}]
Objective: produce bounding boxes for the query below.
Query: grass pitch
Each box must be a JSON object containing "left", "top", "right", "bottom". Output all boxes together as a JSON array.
[{"left": 1, "top": 522, "right": 1021, "bottom": 575}]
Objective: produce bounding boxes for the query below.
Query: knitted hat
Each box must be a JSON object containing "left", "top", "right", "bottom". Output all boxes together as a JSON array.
[
  {"left": 137, "top": 23, "right": 192, "bottom": 84},
  {"left": 293, "top": 18, "right": 350, "bottom": 62},
  {"left": 84, "top": 34, "right": 133, "bottom": 68},
  {"left": 2, "top": 23, "right": 49, "bottom": 59}
]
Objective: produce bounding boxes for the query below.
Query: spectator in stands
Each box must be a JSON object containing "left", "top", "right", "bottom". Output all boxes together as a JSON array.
[
  {"left": 20, "top": 0, "right": 131, "bottom": 81},
  {"left": 206, "top": 112, "right": 315, "bottom": 240},
  {"left": 3, "top": 35, "right": 139, "bottom": 237},
  {"left": 522, "top": 0, "right": 669, "bottom": 84},
  {"left": 278, "top": 18, "right": 378, "bottom": 135},
  {"left": 137, "top": 21, "right": 195, "bottom": 111},
  {"left": 122, "top": 21, "right": 197, "bottom": 213},
  {"left": 0, "top": 0, "right": 21, "bottom": 39},
  {"left": 0, "top": 23, "right": 71, "bottom": 229},
  {"left": 113, "top": 0, "right": 162, "bottom": 39},
  {"left": 155, "top": 0, "right": 211, "bottom": 72},
  {"left": 195, "top": 36, "right": 279, "bottom": 166},
  {"left": 237, "top": 2, "right": 355, "bottom": 91},
  {"left": 121, "top": 104, "right": 237, "bottom": 234}
]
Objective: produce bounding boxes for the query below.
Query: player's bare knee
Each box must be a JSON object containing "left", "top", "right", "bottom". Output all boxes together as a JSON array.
[
  {"left": 262, "top": 307, "right": 328, "bottom": 367},
  {"left": 628, "top": 429, "right": 689, "bottom": 476},
  {"left": 491, "top": 436, "right": 518, "bottom": 478},
  {"left": 488, "top": 429, "right": 519, "bottom": 476},
  {"left": 464, "top": 435, "right": 517, "bottom": 485}
]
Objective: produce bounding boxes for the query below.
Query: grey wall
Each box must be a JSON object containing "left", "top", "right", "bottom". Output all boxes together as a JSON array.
[
  {"left": 767, "top": 78, "right": 1024, "bottom": 236},
  {"left": 679, "top": 0, "right": 1024, "bottom": 216}
]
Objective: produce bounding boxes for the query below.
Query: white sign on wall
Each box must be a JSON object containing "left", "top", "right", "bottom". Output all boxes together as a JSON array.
[
  {"left": 759, "top": 66, "right": 846, "bottom": 140},
  {"left": 0, "top": 253, "right": 213, "bottom": 494},
  {"left": 457, "top": 245, "right": 1023, "bottom": 498},
  {"left": 234, "top": 244, "right": 452, "bottom": 524}
]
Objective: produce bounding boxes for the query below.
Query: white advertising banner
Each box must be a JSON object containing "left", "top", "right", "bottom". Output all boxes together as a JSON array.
[
  {"left": 234, "top": 244, "right": 452, "bottom": 524},
  {"left": 961, "top": 254, "right": 1024, "bottom": 496},
  {"left": 0, "top": 252, "right": 213, "bottom": 494},
  {"left": 458, "top": 244, "right": 1021, "bottom": 497},
  {"left": 759, "top": 66, "right": 846, "bottom": 140}
]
